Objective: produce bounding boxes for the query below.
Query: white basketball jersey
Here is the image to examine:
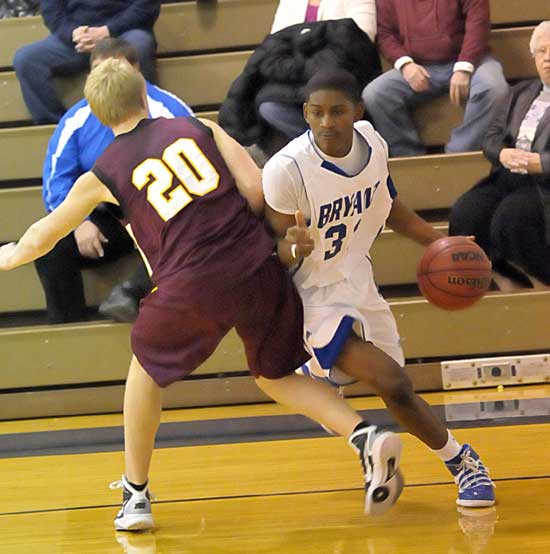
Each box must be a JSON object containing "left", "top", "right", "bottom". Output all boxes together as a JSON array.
[{"left": 281, "top": 121, "right": 396, "bottom": 290}]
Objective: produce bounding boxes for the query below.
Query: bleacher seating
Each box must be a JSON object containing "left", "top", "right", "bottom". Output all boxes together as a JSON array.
[
  {"left": 1, "top": 0, "right": 549, "bottom": 420},
  {"left": 0, "top": 152, "right": 491, "bottom": 313}
]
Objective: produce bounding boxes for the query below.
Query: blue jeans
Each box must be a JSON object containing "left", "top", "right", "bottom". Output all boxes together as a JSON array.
[
  {"left": 362, "top": 56, "right": 509, "bottom": 157},
  {"left": 258, "top": 101, "right": 309, "bottom": 139},
  {"left": 13, "top": 30, "right": 157, "bottom": 124}
]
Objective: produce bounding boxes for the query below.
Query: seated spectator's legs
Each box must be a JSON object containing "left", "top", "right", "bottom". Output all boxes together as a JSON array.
[
  {"left": 448, "top": 175, "right": 511, "bottom": 257},
  {"left": 35, "top": 232, "right": 88, "bottom": 323},
  {"left": 446, "top": 56, "right": 509, "bottom": 153},
  {"left": 362, "top": 67, "right": 448, "bottom": 157},
  {"left": 258, "top": 101, "right": 309, "bottom": 140},
  {"left": 490, "top": 186, "right": 550, "bottom": 285},
  {"left": 35, "top": 208, "right": 135, "bottom": 323},
  {"left": 13, "top": 35, "right": 89, "bottom": 124},
  {"left": 119, "top": 30, "right": 157, "bottom": 84}
]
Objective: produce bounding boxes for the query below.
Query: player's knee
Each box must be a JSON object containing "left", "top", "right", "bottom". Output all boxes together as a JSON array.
[{"left": 383, "top": 371, "right": 415, "bottom": 407}]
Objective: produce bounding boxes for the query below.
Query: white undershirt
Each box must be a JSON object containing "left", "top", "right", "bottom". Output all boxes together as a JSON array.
[{"left": 310, "top": 129, "right": 370, "bottom": 176}]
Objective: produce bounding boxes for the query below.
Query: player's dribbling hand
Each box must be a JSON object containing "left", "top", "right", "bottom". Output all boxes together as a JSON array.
[
  {"left": 285, "top": 210, "right": 314, "bottom": 260},
  {"left": 0, "top": 242, "right": 17, "bottom": 271}
]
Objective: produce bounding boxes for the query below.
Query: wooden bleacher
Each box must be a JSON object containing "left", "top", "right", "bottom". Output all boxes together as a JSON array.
[
  {"left": 2, "top": 289, "right": 549, "bottom": 419},
  {"left": 0, "top": 151, "right": 491, "bottom": 313},
  {"left": 0, "top": 26, "right": 540, "bottom": 127},
  {"left": 0, "top": 0, "right": 549, "bottom": 419},
  {"left": 0, "top": 0, "right": 546, "bottom": 69}
]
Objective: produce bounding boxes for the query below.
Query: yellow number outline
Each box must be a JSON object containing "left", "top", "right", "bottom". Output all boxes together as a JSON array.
[{"left": 132, "top": 138, "right": 220, "bottom": 221}]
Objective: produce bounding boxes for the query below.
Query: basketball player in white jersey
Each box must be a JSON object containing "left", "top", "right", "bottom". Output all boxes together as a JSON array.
[{"left": 263, "top": 69, "right": 496, "bottom": 512}]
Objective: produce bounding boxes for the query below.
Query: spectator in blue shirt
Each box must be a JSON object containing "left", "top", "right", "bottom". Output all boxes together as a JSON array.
[
  {"left": 13, "top": 0, "right": 161, "bottom": 123},
  {"left": 35, "top": 38, "right": 194, "bottom": 324}
]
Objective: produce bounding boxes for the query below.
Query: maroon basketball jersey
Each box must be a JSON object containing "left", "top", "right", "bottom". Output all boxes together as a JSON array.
[{"left": 92, "top": 117, "right": 274, "bottom": 296}]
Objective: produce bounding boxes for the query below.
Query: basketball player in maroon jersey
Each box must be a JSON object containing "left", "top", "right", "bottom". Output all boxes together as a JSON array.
[{"left": 0, "top": 58, "right": 405, "bottom": 529}]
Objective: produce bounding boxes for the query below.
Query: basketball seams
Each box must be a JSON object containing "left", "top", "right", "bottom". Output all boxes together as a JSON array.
[
  {"left": 417, "top": 239, "right": 485, "bottom": 275},
  {"left": 417, "top": 266, "right": 491, "bottom": 276},
  {"left": 417, "top": 237, "right": 491, "bottom": 309}
]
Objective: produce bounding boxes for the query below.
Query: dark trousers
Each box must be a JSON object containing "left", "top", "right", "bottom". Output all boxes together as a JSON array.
[
  {"left": 13, "top": 31, "right": 157, "bottom": 123},
  {"left": 35, "top": 206, "right": 143, "bottom": 323},
  {"left": 449, "top": 170, "right": 550, "bottom": 285}
]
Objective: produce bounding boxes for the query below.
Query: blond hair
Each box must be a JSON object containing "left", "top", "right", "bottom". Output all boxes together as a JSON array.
[
  {"left": 84, "top": 57, "right": 146, "bottom": 127},
  {"left": 530, "top": 21, "right": 550, "bottom": 55}
]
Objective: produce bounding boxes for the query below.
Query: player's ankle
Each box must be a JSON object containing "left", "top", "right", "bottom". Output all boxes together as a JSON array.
[
  {"left": 125, "top": 476, "right": 148, "bottom": 492},
  {"left": 431, "top": 430, "right": 462, "bottom": 462}
]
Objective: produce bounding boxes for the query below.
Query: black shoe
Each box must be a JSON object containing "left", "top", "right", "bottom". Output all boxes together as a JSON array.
[{"left": 99, "top": 284, "right": 139, "bottom": 322}]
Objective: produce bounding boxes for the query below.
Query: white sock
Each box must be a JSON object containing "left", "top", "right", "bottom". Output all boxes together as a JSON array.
[{"left": 432, "top": 430, "right": 462, "bottom": 462}]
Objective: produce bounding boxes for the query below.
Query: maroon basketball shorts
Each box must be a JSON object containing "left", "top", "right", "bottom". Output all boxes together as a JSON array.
[{"left": 131, "top": 255, "right": 310, "bottom": 387}]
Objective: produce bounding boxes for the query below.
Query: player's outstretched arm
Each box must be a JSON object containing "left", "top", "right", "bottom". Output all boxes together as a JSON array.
[
  {"left": 386, "top": 197, "right": 445, "bottom": 246},
  {"left": 199, "top": 118, "right": 264, "bottom": 215},
  {"left": 0, "top": 172, "right": 117, "bottom": 271}
]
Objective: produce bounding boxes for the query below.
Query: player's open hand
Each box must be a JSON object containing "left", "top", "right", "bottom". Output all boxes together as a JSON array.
[
  {"left": 0, "top": 242, "right": 17, "bottom": 271},
  {"left": 285, "top": 210, "right": 314, "bottom": 260},
  {"left": 74, "top": 220, "right": 109, "bottom": 258}
]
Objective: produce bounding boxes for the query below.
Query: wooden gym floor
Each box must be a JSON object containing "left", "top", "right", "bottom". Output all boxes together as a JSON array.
[{"left": 0, "top": 384, "right": 549, "bottom": 553}]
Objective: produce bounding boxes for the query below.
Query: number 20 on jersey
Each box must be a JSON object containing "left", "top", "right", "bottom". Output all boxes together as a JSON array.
[{"left": 132, "top": 138, "right": 220, "bottom": 221}]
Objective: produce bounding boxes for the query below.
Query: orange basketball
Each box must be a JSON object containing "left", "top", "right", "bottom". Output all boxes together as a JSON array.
[{"left": 417, "top": 237, "right": 492, "bottom": 310}]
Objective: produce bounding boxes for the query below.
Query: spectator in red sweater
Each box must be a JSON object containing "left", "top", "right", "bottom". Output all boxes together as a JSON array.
[{"left": 362, "top": 0, "right": 509, "bottom": 157}]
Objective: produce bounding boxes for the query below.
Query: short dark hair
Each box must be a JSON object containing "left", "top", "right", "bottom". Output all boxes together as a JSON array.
[
  {"left": 90, "top": 38, "right": 139, "bottom": 67},
  {"left": 304, "top": 69, "right": 362, "bottom": 103}
]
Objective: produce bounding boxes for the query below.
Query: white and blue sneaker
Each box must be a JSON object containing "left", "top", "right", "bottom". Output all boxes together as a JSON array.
[
  {"left": 349, "top": 425, "right": 404, "bottom": 515},
  {"left": 446, "top": 445, "right": 495, "bottom": 507},
  {"left": 110, "top": 475, "right": 155, "bottom": 531}
]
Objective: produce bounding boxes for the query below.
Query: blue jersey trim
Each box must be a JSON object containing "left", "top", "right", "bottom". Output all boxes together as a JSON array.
[
  {"left": 387, "top": 175, "right": 398, "bottom": 199},
  {"left": 320, "top": 160, "right": 349, "bottom": 176},
  {"left": 308, "top": 129, "right": 372, "bottom": 177},
  {"left": 313, "top": 315, "right": 355, "bottom": 369}
]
